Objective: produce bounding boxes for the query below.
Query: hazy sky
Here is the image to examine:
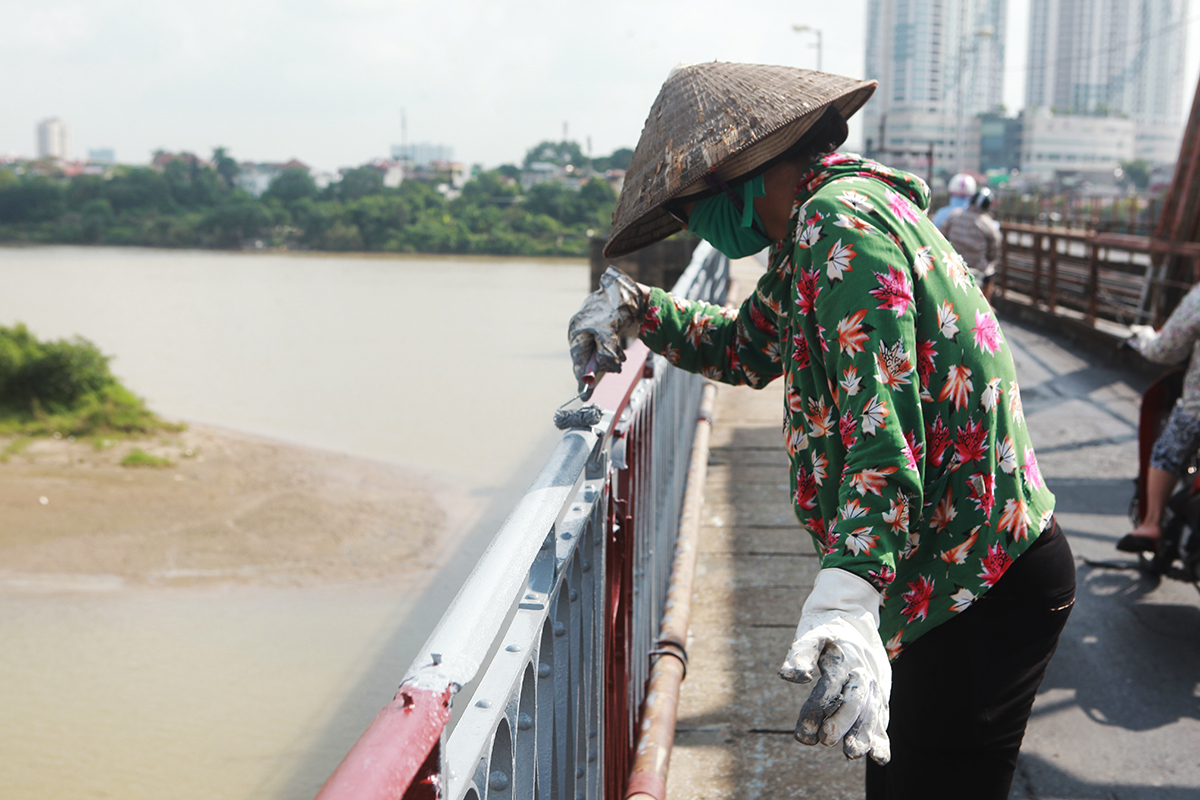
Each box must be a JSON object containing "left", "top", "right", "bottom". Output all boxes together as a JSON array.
[{"left": 2, "top": 0, "right": 1198, "bottom": 172}]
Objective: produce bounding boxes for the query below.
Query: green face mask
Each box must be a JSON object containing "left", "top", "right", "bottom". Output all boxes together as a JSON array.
[{"left": 686, "top": 174, "right": 771, "bottom": 259}]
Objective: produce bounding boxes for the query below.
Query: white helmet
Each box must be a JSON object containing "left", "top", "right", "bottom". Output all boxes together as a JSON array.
[{"left": 948, "top": 173, "right": 977, "bottom": 197}]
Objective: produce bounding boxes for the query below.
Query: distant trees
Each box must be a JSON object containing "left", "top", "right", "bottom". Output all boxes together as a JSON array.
[
  {"left": 523, "top": 140, "right": 588, "bottom": 169},
  {"left": 1120, "top": 159, "right": 1151, "bottom": 192},
  {"left": 262, "top": 168, "right": 318, "bottom": 205},
  {"left": 0, "top": 142, "right": 631, "bottom": 256},
  {"left": 590, "top": 147, "right": 634, "bottom": 172},
  {"left": 212, "top": 147, "right": 240, "bottom": 188}
]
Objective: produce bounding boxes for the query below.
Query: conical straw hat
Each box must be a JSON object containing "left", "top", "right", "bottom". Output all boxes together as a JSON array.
[{"left": 604, "top": 62, "right": 876, "bottom": 258}]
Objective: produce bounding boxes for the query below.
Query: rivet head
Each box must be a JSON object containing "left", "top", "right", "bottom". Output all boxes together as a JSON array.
[
  {"left": 517, "top": 712, "right": 533, "bottom": 730},
  {"left": 561, "top": 531, "right": 573, "bottom": 540},
  {"left": 553, "top": 622, "right": 567, "bottom": 637},
  {"left": 569, "top": 589, "right": 579, "bottom": 602},
  {"left": 538, "top": 662, "right": 551, "bottom": 678},
  {"left": 581, "top": 560, "right": 592, "bottom": 573},
  {"left": 489, "top": 771, "right": 510, "bottom": 791},
  {"left": 505, "top": 644, "right": 521, "bottom": 652},
  {"left": 475, "top": 699, "right": 492, "bottom": 709}
]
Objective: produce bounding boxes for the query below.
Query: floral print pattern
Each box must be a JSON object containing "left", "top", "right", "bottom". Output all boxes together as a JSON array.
[{"left": 638, "top": 154, "right": 1056, "bottom": 657}]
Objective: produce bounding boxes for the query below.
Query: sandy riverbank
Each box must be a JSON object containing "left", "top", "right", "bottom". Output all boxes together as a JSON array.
[{"left": 0, "top": 423, "right": 471, "bottom": 590}]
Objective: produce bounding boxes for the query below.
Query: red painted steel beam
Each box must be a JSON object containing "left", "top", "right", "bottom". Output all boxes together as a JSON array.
[{"left": 314, "top": 685, "right": 452, "bottom": 800}]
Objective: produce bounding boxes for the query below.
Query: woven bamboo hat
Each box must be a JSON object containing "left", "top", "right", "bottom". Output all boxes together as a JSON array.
[{"left": 604, "top": 62, "right": 877, "bottom": 258}]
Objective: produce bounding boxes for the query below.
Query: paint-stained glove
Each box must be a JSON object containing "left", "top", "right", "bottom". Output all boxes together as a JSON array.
[
  {"left": 779, "top": 568, "right": 892, "bottom": 765},
  {"left": 567, "top": 267, "right": 649, "bottom": 399}
]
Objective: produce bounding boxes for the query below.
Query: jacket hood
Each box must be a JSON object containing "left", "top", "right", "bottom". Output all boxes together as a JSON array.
[{"left": 794, "top": 153, "right": 932, "bottom": 212}]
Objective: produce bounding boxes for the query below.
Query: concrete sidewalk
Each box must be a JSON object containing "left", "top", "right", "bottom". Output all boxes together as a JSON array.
[
  {"left": 664, "top": 257, "right": 867, "bottom": 799},
  {"left": 662, "top": 258, "right": 1200, "bottom": 800}
]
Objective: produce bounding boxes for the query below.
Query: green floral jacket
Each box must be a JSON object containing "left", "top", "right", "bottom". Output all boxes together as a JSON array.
[{"left": 639, "top": 153, "right": 1056, "bottom": 658}]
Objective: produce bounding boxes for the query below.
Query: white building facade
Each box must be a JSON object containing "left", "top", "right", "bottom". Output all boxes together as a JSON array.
[
  {"left": 863, "top": 0, "right": 1007, "bottom": 179},
  {"left": 37, "top": 118, "right": 70, "bottom": 160},
  {"left": 1017, "top": 107, "right": 1136, "bottom": 179},
  {"left": 1026, "top": 0, "right": 1188, "bottom": 163}
]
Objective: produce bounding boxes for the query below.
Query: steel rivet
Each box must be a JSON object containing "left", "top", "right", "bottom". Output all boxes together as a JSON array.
[
  {"left": 489, "top": 771, "right": 510, "bottom": 791},
  {"left": 588, "top": 748, "right": 597, "bottom": 763},
  {"left": 505, "top": 644, "right": 521, "bottom": 653},
  {"left": 517, "top": 712, "right": 533, "bottom": 731},
  {"left": 569, "top": 589, "right": 579, "bottom": 602},
  {"left": 476, "top": 699, "right": 492, "bottom": 709},
  {"left": 581, "top": 560, "right": 592, "bottom": 572},
  {"left": 538, "top": 662, "right": 551, "bottom": 678},
  {"left": 553, "top": 622, "right": 567, "bottom": 637},
  {"left": 577, "top": 765, "right": 586, "bottom": 779},
  {"left": 561, "top": 531, "right": 573, "bottom": 540}
]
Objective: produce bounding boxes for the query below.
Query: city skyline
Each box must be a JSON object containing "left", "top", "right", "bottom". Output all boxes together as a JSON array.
[{"left": 3, "top": 0, "right": 1199, "bottom": 173}]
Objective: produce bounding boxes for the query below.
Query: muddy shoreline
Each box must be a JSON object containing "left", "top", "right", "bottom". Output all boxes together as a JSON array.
[{"left": 0, "top": 423, "right": 471, "bottom": 590}]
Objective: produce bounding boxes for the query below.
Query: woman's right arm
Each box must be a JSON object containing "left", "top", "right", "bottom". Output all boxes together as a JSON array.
[{"left": 639, "top": 279, "right": 786, "bottom": 388}]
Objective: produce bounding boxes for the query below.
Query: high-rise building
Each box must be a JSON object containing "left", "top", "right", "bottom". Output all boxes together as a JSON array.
[
  {"left": 37, "top": 117, "right": 70, "bottom": 160},
  {"left": 1026, "top": 0, "right": 1188, "bottom": 163},
  {"left": 862, "top": 0, "right": 1007, "bottom": 179}
]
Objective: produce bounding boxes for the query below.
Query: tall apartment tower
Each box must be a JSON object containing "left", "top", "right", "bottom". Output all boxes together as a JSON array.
[
  {"left": 862, "top": 0, "right": 1007, "bottom": 179},
  {"left": 37, "top": 117, "right": 70, "bottom": 160},
  {"left": 1026, "top": 0, "right": 1188, "bottom": 162}
]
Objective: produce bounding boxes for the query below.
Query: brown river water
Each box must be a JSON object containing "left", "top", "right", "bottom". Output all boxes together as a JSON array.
[{"left": 0, "top": 245, "right": 587, "bottom": 799}]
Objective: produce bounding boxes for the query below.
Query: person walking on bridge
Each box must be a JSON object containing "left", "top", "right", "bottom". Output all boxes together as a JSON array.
[
  {"left": 568, "top": 62, "right": 1075, "bottom": 800},
  {"left": 939, "top": 187, "right": 1001, "bottom": 301}
]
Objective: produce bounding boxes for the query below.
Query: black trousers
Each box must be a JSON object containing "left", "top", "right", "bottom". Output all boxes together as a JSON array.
[{"left": 865, "top": 520, "right": 1076, "bottom": 800}]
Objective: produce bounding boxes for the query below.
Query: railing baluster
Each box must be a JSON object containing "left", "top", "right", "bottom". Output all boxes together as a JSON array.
[
  {"left": 1047, "top": 234, "right": 1059, "bottom": 311},
  {"left": 1086, "top": 237, "right": 1101, "bottom": 326}
]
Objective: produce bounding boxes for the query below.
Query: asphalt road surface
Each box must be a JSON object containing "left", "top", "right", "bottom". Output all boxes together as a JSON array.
[{"left": 1003, "top": 317, "right": 1200, "bottom": 800}]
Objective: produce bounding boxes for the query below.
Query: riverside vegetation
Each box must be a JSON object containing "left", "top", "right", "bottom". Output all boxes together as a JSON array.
[
  {"left": 0, "top": 324, "right": 178, "bottom": 442},
  {"left": 0, "top": 141, "right": 631, "bottom": 257}
]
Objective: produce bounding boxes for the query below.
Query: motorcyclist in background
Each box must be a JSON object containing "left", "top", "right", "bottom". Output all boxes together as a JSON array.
[
  {"left": 1121, "top": 282, "right": 1200, "bottom": 553},
  {"left": 931, "top": 172, "right": 977, "bottom": 229}
]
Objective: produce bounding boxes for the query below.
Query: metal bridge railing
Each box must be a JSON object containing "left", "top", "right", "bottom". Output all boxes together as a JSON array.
[
  {"left": 315, "top": 242, "right": 730, "bottom": 800},
  {"left": 997, "top": 222, "right": 1200, "bottom": 327}
]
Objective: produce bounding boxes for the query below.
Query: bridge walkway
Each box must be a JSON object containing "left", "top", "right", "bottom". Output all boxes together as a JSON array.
[{"left": 662, "top": 257, "right": 1200, "bottom": 799}]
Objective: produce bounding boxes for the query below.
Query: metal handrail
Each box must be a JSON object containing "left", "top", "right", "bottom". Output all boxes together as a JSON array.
[
  {"left": 997, "top": 222, "right": 1200, "bottom": 326},
  {"left": 314, "top": 242, "right": 730, "bottom": 800}
]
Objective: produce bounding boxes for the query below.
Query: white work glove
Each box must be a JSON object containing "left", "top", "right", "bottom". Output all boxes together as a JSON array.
[
  {"left": 1127, "top": 323, "right": 1156, "bottom": 352},
  {"left": 778, "top": 568, "right": 892, "bottom": 765},
  {"left": 567, "top": 266, "right": 648, "bottom": 398}
]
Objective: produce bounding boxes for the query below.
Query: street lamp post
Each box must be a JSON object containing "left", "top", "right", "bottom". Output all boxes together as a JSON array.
[{"left": 792, "top": 24, "right": 823, "bottom": 72}]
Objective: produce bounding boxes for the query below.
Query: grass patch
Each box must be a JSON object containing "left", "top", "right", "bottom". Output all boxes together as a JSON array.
[
  {"left": 121, "top": 448, "right": 173, "bottom": 468},
  {"left": 0, "top": 436, "right": 32, "bottom": 463}
]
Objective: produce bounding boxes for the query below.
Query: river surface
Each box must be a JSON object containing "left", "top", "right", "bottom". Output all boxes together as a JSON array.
[{"left": 0, "top": 245, "right": 588, "bottom": 800}]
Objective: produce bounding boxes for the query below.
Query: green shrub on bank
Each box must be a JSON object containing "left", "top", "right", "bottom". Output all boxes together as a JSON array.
[{"left": 0, "top": 324, "right": 179, "bottom": 437}]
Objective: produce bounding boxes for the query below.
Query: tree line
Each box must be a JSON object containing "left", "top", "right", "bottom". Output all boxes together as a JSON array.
[{"left": 0, "top": 142, "right": 633, "bottom": 257}]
